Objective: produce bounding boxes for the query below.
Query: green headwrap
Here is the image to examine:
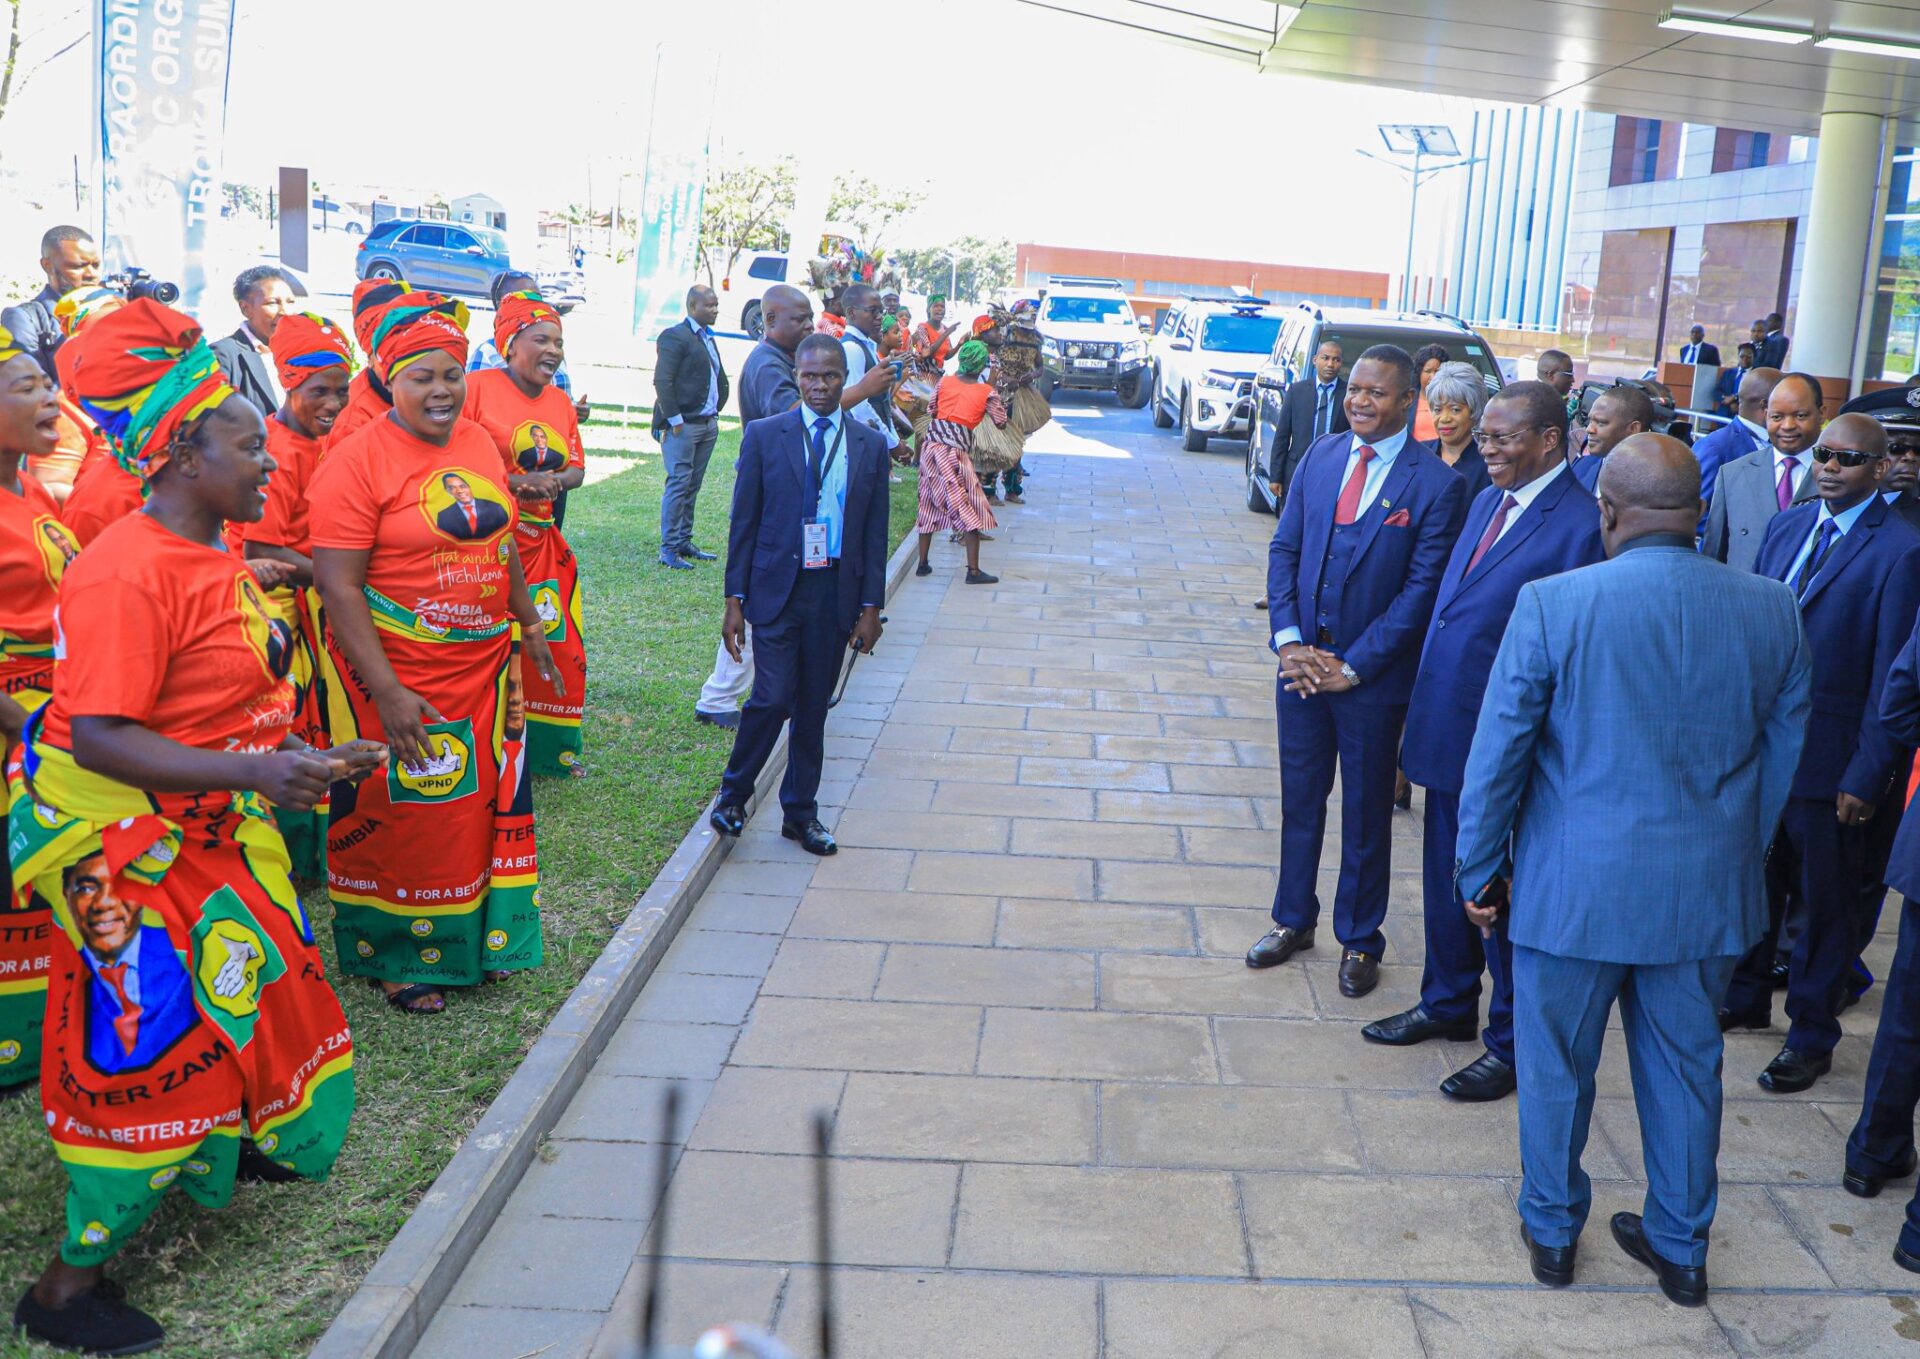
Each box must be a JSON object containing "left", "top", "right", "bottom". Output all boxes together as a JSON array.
[
  {"left": 929, "top": 292, "right": 947, "bottom": 307},
  {"left": 881, "top": 314, "right": 898, "bottom": 335},
  {"left": 956, "top": 339, "right": 990, "bottom": 376}
]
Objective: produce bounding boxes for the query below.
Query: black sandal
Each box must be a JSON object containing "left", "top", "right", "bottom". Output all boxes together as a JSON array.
[{"left": 377, "top": 980, "right": 445, "bottom": 1014}]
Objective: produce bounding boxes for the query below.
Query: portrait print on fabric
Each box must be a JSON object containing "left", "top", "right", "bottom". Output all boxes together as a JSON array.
[{"left": 419, "top": 468, "right": 512, "bottom": 544}]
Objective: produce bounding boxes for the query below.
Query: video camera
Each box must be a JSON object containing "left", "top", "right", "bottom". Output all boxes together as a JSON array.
[{"left": 103, "top": 267, "right": 180, "bottom": 305}]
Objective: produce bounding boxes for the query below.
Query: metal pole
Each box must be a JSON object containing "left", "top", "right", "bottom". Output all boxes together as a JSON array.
[
  {"left": 949, "top": 254, "right": 957, "bottom": 301},
  {"left": 1402, "top": 144, "right": 1421, "bottom": 311}
]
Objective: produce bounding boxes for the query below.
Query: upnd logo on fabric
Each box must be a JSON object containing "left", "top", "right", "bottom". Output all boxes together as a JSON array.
[{"left": 388, "top": 719, "right": 479, "bottom": 804}]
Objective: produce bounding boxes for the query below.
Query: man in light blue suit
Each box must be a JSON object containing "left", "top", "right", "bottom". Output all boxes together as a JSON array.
[{"left": 1455, "top": 434, "right": 1810, "bottom": 1304}]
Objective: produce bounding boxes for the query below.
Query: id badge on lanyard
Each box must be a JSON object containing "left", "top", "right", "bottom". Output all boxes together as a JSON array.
[{"left": 803, "top": 421, "right": 845, "bottom": 570}]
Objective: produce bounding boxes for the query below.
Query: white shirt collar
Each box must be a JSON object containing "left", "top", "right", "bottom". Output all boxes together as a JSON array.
[
  {"left": 804, "top": 405, "right": 843, "bottom": 440},
  {"left": 1771, "top": 443, "right": 1811, "bottom": 466},
  {"left": 1737, "top": 415, "right": 1768, "bottom": 444},
  {"left": 244, "top": 322, "right": 273, "bottom": 352},
  {"left": 1504, "top": 457, "right": 1567, "bottom": 511},
  {"left": 1351, "top": 424, "right": 1410, "bottom": 462},
  {"left": 1819, "top": 496, "right": 1873, "bottom": 535}
]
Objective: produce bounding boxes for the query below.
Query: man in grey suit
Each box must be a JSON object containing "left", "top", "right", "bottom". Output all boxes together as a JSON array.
[
  {"left": 1456, "top": 434, "right": 1810, "bottom": 1305},
  {"left": 1702, "top": 372, "right": 1822, "bottom": 571}
]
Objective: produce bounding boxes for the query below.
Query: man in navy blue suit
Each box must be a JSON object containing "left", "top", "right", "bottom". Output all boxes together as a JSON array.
[
  {"left": 1364, "top": 381, "right": 1605, "bottom": 1101},
  {"left": 66, "top": 852, "right": 195, "bottom": 1075},
  {"left": 1570, "top": 383, "right": 1655, "bottom": 494},
  {"left": 709, "top": 334, "right": 889, "bottom": 856},
  {"left": 1722, "top": 413, "right": 1920, "bottom": 1093},
  {"left": 1246, "top": 344, "right": 1467, "bottom": 997},
  {"left": 1844, "top": 610, "right": 1920, "bottom": 1273},
  {"left": 1456, "top": 434, "right": 1809, "bottom": 1302}
]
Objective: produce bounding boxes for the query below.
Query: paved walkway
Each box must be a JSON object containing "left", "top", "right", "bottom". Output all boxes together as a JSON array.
[{"left": 414, "top": 400, "right": 1918, "bottom": 1358}]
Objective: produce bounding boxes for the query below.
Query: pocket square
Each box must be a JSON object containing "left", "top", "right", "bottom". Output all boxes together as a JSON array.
[{"left": 1384, "top": 508, "right": 1412, "bottom": 527}]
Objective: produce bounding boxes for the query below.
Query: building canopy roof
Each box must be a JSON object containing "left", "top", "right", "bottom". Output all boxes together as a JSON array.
[{"left": 1021, "top": 1, "right": 1920, "bottom": 142}]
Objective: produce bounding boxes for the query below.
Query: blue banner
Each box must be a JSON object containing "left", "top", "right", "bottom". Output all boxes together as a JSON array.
[
  {"left": 95, "top": 0, "right": 238, "bottom": 315},
  {"left": 630, "top": 42, "right": 718, "bottom": 341}
]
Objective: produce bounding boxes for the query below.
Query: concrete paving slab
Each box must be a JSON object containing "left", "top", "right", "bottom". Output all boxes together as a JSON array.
[
  {"left": 1105, "top": 1281, "right": 1424, "bottom": 1359},
  {"left": 951, "top": 1163, "right": 1248, "bottom": 1275}
]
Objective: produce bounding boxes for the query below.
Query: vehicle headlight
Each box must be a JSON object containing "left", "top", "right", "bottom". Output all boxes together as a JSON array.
[
  {"left": 1200, "top": 369, "right": 1239, "bottom": 390},
  {"left": 1041, "top": 338, "right": 1060, "bottom": 358},
  {"left": 1066, "top": 342, "right": 1083, "bottom": 359}
]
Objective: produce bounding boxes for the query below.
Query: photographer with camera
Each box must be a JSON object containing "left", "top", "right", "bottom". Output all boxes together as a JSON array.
[
  {"left": 211, "top": 265, "right": 298, "bottom": 416},
  {"left": 0, "top": 225, "right": 102, "bottom": 384}
]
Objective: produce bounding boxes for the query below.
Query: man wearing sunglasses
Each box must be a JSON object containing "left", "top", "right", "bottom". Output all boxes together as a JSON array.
[
  {"left": 1876, "top": 411, "right": 1920, "bottom": 534},
  {"left": 1366, "top": 381, "right": 1605, "bottom": 1105},
  {"left": 1723, "top": 413, "right": 1920, "bottom": 1095}
]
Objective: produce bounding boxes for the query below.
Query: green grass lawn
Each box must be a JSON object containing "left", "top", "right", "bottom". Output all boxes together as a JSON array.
[{"left": 0, "top": 420, "right": 921, "bottom": 1357}]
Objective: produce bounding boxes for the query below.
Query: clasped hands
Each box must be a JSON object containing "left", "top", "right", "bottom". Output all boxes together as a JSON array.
[{"left": 1277, "top": 642, "right": 1355, "bottom": 696}]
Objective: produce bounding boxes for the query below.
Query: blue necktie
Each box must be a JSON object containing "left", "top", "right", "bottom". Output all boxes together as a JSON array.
[
  {"left": 1792, "top": 521, "right": 1837, "bottom": 599},
  {"left": 808, "top": 417, "right": 831, "bottom": 505}
]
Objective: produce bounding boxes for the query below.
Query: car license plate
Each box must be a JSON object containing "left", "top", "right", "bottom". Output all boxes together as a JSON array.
[{"left": 1073, "top": 358, "right": 1105, "bottom": 368}]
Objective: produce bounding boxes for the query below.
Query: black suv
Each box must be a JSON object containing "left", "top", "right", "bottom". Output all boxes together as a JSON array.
[{"left": 1246, "top": 305, "right": 1505, "bottom": 514}]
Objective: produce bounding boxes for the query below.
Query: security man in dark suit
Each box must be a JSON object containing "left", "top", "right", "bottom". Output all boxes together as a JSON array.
[
  {"left": 1248, "top": 344, "right": 1468, "bottom": 997},
  {"left": 1679, "top": 325, "right": 1721, "bottom": 368},
  {"left": 1264, "top": 338, "right": 1349, "bottom": 504},
  {"left": 653, "top": 284, "right": 731, "bottom": 568},
  {"left": 1722, "top": 414, "right": 1920, "bottom": 1093},
  {"left": 709, "top": 333, "right": 889, "bottom": 857},
  {"left": 1364, "top": 381, "right": 1606, "bottom": 1102}
]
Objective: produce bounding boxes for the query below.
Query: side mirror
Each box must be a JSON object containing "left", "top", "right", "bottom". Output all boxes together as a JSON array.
[
  {"left": 466, "top": 245, "right": 485, "bottom": 256},
  {"left": 1171, "top": 338, "right": 1193, "bottom": 352}
]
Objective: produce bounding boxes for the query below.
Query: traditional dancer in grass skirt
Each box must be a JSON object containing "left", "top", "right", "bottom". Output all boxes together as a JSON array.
[
  {"left": 7, "top": 300, "right": 369, "bottom": 1355},
  {"left": 310, "top": 297, "right": 563, "bottom": 1015},
  {"left": 914, "top": 339, "right": 1005, "bottom": 585},
  {"left": 461, "top": 291, "right": 588, "bottom": 777},
  {"left": 239, "top": 312, "right": 357, "bottom": 881},
  {"left": 0, "top": 322, "right": 82, "bottom": 1097}
]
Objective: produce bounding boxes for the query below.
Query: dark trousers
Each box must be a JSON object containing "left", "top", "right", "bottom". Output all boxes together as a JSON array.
[
  {"left": 718, "top": 566, "right": 841, "bottom": 824},
  {"left": 1270, "top": 685, "right": 1402, "bottom": 957},
  {"left": 1419, "top": 788, "right": 1514, "bottom": 1061},
  {"left": 1726, "top": 798, "right": 1873, "bottom": 1056},
  {"left": 1848, "top": 896, "right": 1920, "bottom": 1254}
]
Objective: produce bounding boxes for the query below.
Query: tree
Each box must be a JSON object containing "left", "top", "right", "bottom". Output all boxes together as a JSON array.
[
  {"left": 891, "top": 237, "right": 1017, "bottom": 304},
  {"left": 697, "top": 155, "right": 796, "bottom": 288},
  {"left": 0, "top": 2, "right": 87, "bottom": 149},
  {"left": 826, "top": 173, "right": 926, "bottom": 254}
]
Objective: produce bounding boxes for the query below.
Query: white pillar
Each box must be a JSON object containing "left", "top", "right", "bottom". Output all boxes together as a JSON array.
[{"left": 1793, "top": 110, "right": 1886, "bottom": 382}]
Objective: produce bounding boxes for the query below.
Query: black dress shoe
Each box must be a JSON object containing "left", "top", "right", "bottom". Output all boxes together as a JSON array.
[
  {"left": 14, "top": 1279, "right": 165, "bottom": 1355},
  {"left": 659, "top": 550, "right": 694, "bottom": 570},
  {"left": 1768, "top": 958, "right": 1790, "bottom": 990},
  {"left": 1441, "top": 1050, "right": 1517, "bottom": 1102},
  {"left": 1521, "top": 1222, "right": 1576, "bottom": 1287},
  {"left": 1245, "top": 926, "right": 1315, "bottom": 969},
  {"left": 1718, "top": 1006, "right": 1770, "bottom": 1032},
  {"left": 782, "top": 819, "right": 837, "bottom": 855},
  {"left": 1844, "top": 1147, "right": 1918, "bottom": 1198},
  {"left": 683, "top": 546, "right": 718, "bottom": 561},
  {"left": 1611, "top": 1211, "right": 1707, "bottom": 1307},
  {"left": 1896, "top": 1243, "right": 1920, "bottom": 1275},
  {"left": 1757, "top": 1044, "right": 1831, "bottom": 1094},
  {"left": 709, "top": 802, "right": 747, "bottom": 837},
  {"left": 694, "top": 708, "right": 740, "bottom": 730},
  {"left": 1338, "top": 949, "right": 1380, "bottom": 998},
  {"left": 1362, "top": 1004, "right": 1478, "bottom": 1047}
]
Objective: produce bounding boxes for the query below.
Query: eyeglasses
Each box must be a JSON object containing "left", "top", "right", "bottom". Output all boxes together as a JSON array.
[
  {"left": 1811, "top": 446, "right": 1885, "bottom": 468},
  {"left": 1471, "top": 426, "right": 1546, "bottom": 452}
]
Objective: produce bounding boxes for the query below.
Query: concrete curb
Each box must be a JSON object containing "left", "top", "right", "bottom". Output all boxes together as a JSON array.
[{"left": 311, "top": 526, "right": 922, "bottom": 1359}]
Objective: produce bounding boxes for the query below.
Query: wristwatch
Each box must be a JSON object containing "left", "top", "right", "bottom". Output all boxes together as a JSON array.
[{"left": 1339, "top": 661, "right": 1361, "bottom": 686}]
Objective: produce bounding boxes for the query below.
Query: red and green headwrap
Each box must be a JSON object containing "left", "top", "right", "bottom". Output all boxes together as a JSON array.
[
  {"left": 59, "top": 298, "right": 237, "bottom": 482},
  {"left": 53, "top": 286, "right": 125, "bottom": 339},
  {"left": 493, "top": 289, "right": 561, "bottom": 358},
  {"left": 367, "top": 294, "right": 471, "bottom": 384},
  {"left": 269, "top": 311, "right": 357, "bottom": 393},
  {"left": 351, "top": 278, "right": 414, "bottom": 356}
]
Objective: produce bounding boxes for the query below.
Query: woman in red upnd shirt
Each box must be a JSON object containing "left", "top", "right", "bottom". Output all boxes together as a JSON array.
[
  {"left": 311, "top": 296, "right": 562, "bottom": 1015},
  {"left": 462, "top": 290, "right": 588, "bottom": 777}
]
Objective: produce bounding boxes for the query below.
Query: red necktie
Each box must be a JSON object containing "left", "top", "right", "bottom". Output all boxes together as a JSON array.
[
  {"left": 99, "top": 962, "right": 142, "bottom": 1056},
  {"left": 1465, "top": 493, "right": 1519, "bottom": 574},
  {"left": 463, "top": 504, "right": 478, "bottom": 533},
  {"left": 1334, "top": 446, "right": 1377, "bottom": 525}
]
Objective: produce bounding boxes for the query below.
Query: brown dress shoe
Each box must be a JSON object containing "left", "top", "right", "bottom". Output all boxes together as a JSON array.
[{"left": 1338, "top": 949, "right": 1380, "bottom": 997}]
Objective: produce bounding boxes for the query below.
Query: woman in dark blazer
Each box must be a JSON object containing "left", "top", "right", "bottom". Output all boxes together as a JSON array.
[{"left": 1421, "top": 361, "right": 1493, "bottom": 504}]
